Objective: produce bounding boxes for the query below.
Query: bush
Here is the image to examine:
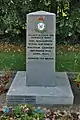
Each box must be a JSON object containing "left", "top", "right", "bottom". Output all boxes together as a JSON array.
[
  {"left": 0, "top": 0, "right": 80, "bottom": 44},
  {"left": 56, "top": 5, "right": 80, "bottom": 44}
]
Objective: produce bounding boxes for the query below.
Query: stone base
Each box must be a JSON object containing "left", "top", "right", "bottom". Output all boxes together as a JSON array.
[{"left": 6, "top": 71, "right": 74, "bottom": 106}]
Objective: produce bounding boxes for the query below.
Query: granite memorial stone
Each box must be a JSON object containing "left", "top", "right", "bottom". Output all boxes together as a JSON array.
[
  {"left": 6, "top": 11, "right": 74, "bottom": 106},
  {"left": 27, "top": 11, "right": 56, "bottom": 86}
]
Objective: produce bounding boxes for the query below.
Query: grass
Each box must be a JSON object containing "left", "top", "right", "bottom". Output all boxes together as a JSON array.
[
  {"left": 0, "top": 51, "right": 26, "bottom": 71},
  {"left": 56, "top": 44, "right": 80, "bottom": 72},
  {"left": 0, "top": 43, "right": 80, "bottom": 72},
  {"left": 0, "top": 43, "right": 26, "bottom": 71}
]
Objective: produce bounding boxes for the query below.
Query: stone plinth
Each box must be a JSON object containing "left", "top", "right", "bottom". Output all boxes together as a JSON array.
[{"left": 6, "top": 71, "right": 74, "bottom": 105}]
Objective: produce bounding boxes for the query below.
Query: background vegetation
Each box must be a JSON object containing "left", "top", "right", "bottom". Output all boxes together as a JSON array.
[
  {"left": 0, "top": 0, "right": 80, "bottom": 71},
  {"left": 0, "top": 0, "right": 80, "bottom": 44}
]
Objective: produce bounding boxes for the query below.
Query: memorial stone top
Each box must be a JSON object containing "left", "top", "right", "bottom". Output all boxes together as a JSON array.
[{"left": 28, "top": 11, "right": 55, "bottom": 15}]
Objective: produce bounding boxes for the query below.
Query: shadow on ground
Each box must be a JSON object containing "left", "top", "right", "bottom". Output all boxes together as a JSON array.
[{"left": 68, "top": 72, "right": 80, "bottom": 104}]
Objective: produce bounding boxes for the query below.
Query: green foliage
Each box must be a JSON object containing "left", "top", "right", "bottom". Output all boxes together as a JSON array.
[
  {"left": 0, "top": 0, "right": 80, "bottom": 44},
  {"left": 14, "top": 105, "right": 23, "bottom": 115},
  {"left": 0, "top": 0, "right": 26, "bottom": 34},
  {"left": 0, "top": 104, "right": 45, "bottom": 120},
  {"left": 76, "top": 73, "right": 80, "bottom": 82},
  {"left": 56, "top": 1, "right": 80, "bottom": 44},
  {"left": 0, "top": 0, "right": 56, "bottom": 34},
  {"left": 0, "top": 0, "right": 56, "bottom": 43}
]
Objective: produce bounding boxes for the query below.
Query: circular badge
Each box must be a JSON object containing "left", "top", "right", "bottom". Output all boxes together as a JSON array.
[{"left": 37, "top": 22, "right": 46, "bottom": 31}]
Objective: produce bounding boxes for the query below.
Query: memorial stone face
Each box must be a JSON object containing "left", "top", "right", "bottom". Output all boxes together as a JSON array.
[{"left": 26, "top": 11, "right": 56, "bottom": 86}]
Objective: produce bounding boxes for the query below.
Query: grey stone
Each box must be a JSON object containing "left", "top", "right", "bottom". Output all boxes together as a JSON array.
[
  {"left": 27, "top": 11, "right": 56, "bottom": 86},
  {"left": 6, "top": 71, "right": 74, "bottom": 105}
]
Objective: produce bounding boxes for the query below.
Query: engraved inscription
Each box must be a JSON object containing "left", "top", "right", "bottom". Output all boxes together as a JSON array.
[{"left": 28, "top": 34, "right": 55, "bottom": 60}]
